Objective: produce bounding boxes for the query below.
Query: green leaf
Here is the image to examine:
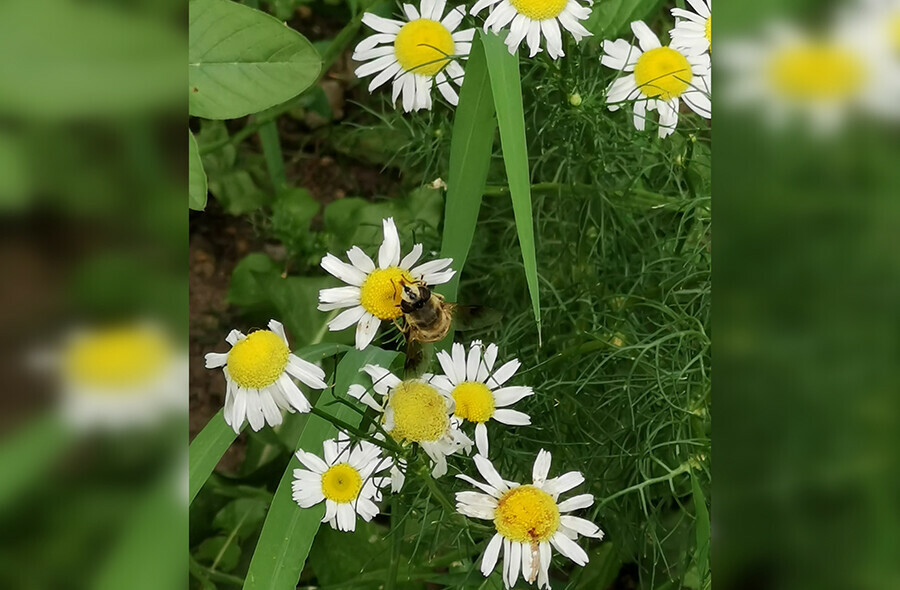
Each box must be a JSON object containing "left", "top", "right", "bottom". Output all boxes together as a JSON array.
[
  {"left": 189, "top": 409, "right": 239, "bottom": 504},
  {"left": 195, "top": 536, "right": 242, "bottom": 573},
  {"left": 243, "top": 347, "right": 398, "bottom": 590},
  {"left": 436, "top": 34, "right": 496, "bottom": 305},
  {"left": 227, "top": 252, "right": 281, "bottom": 311},
  {"left": 271, "top": 188, "right": 320, "bottom": 248},
  {"left": 258, "top": 121, "right": 287, "bottom": 189},
  {"left": 481, "top": 31, "right": 541, "bottom": 338},
  {"left": 213, "top": 498, "right": 269, "bottom": 541},
  {"left": 691, "top": 473, "right": 711, "bottom": 584},
  {"left": 584, "top": 0, "right": 666, "bottom": 40},
  {"left": 189, "top": 0, "right": 322, "bottom": 119},
  {"left": 189, "top": 130, "right": 208, "bottom": 210}
]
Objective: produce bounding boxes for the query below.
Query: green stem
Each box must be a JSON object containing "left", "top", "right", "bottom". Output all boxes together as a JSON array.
[{"left": 386, "top": 495, "right": 402, "bottom": 590}]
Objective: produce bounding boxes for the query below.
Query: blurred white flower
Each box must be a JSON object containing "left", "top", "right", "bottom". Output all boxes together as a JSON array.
[
  {"left": 353, "top": 0, "right": 475, "bottom": 112},
  {"left": 470, "top": 0, "right": 591, "bottom": 59},
  {"left": 348, "top": 364, "right": 472, "bottom": 477},
  {"left": 205, "top": 319, "right": 327, "bottom": 433},
  {"left": 292, "top": 431, "right": 392, "bottom": 532},
  {"left": 670, "top": 0, "right": 711, "bottom": 55},
  {"left": 601, "top": 21, "right": 711, "bottom": 138}
]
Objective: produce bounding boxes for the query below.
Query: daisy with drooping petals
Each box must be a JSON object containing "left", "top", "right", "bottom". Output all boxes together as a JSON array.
[
  {"left": 353, "top": 0, "right": 475, "bottom": 112},
  {"left": 348, "top": 364, "right": 472, "bottom": 477},
  {"left": 670, "top": 0, "right": 711, "bottom": 55},
  {"left": 470, "top": 0, "right": 592, "bottom": 59},
  {"left": 318, "top": 218, "right": 455, "bottom": 350},
  {"left": 456, "top": 450, "right": 604, "bottom": 589},
  {"left": 432, "top": 341, "right": 533, "bottom": 457},
  {"left": 601, "top": 21, "right": 711, "bottom": 138},
  {"left": 205, "top": 319, "right": 328, "bottom": 433},
  {"left": 292, "top": 432, "right": 392, "bottom": 532}
]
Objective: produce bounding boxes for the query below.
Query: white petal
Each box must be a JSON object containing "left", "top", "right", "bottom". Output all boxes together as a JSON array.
[
  {"left": 508, "top": 541, "right": 521, "bottom": 587},
  {"left": 532, "top": 449, "right": 552, "bottom": 486},
  {"left": 550, "top": 532, "right": 589, "bottom": 565},
  {"left": 601, "top": 39, "right": 640, "bottom": 71},
  {"left": 487, "top": 358, "right": 520, "bottom": 388},
  {"left": 368, "top": 61, "right": 403, "bottom": 92},
  {"left": 474, "top": 455, "right": 509, "bottom": 493},
  {"left": 541, "top": 19, "right": 564, "bottom": 59},
  {"left": 205, "top": 352, "right": 227, "bottom": 369},
  {"left": 538, "top": 542, "right": 551, "bottom": 587},
  {"left": 231, "top": 388, "right": 247, "bottom": 433},
  {"left": 492, "top": 385, "right": 533, "bottom": 407},
  {"left": 348, "top": 383, "right": 382, "bottom": 411},
  {"left": 686, "top": 0, "right": 710, "bottom": 18},
  {"left": 399, "top": 243, "right": 423, "bottom": 269},
  {"left": 470, "top": 0, "right": 499, "bottom": 16},
  {"left": 428, "top": 0, "right": 444, "bottom": 20},
  {"left": 403, "top": 3, "right": 419, "bottom": 20},
  {"left": 379, "top": 218, "right": 401, "bottom": 269},
  {"left": 286, "top": 356, "right": 328, "bottom": 390},
  {"left": 319, "top": 286, "right": 361, "bottom": 309},
  {"left": 560, "top": 515, "right": 604, "bottom": 539},
  {"left": 557, "top": 493, "right": 594, "bottom": 512},
  {"left": 330, "top": 305, "right": 368, "bottom": 331},
  {"left": 336, "top": 502, "right": 357, "bottom": 531},
  {"left": 362, "top": 13, "right": 404, "bottom": 34},
  {"left": 475, "top": 423, "right": 490, "bottom": 456},
  {"left": 355, "top": 313, "right": 381, "bottom": 350},
  {"left": 466, "top": 343, "right": 482, "bottom": 381},
  {"left": 363, "top": 364, "right": 402, "bottom": 393},
  {"left": 244, "top": 390, "right": 265, "bottom": 431},
  {"left": 683, "top": 88, "right": 711, "bottom": 119},
  {"left": 322, "top": 499, "right": 337, "bottom": 524},
  {"left": 606, "top": 75, "right": 639, "bottom": 105},
  {"left": 486, "top": 1, "right": 516, "bottom": 33},
  {"left": 442, "top": 5, "right": 465, "bottom": 31},
  {"left": 452, "top": 28, "right": 475, "bottom": 43},
  {"left": 457, "top": 473, "right": 502, "bottom": 497},
  {"left": 658, "top": 99, "right": 679, "bottom": 138},
  {"left": 505, "top": 14, "right": 529, "bottom": 53},
  {"left": 392, "top": 73, "right": 405, "bottom": 105},
  {"left": 353, "top": 33, "right": 396, "bottom": 57},
  {"left": 402, "top": 73, "right": 416, "bottom": 112},
  {"left": 493, "top": 408, "right": 530, "bottom": 426},
  {"left": 557, "top": 9, "right": 591, "bottom": 42},
  {"left": 525, "top": 21, "right": 542, "bottom": 58},
  {"left": 356, "top": 54, "right": 398, "bottom": 79},
  {"left": 259, "top": 390, "right": 283, "bottom": 427},
  {"left": 631, "top": 20, "right": 661, "bottom": 52},
  {"left": 633, "top": 98, "right": 648, "bottom": 131},
  {"left": 225, "top": 329, "right": 244, "bottom": 345},
  {"left": 278, "top": 374, "right": 312, "bottom": 413},
  {"left": 543, "top": 471, "right": 584, "bottom": 497},
  {"left": 480, "top": 533, "right": 503, "bottom": 576},
  {"left": 295, "top": 449, "right": 329, "bottom": 473},
  {"left": 321, "top": 253, "right": 367, "bottom": 286}
]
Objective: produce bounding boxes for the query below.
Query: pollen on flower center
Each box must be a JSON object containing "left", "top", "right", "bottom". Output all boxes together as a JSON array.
[
  {"left": 510, "top": 0, "right": 568, "bottom": 21},
  {"left": 768, "top": 44, "right": 866, "bottom": 100},
  {"left": 226, "top": 330, "right": 289, "bottom": 389},
  {"left": 65, "top": 326, "right": 169, "bottom": 391},
  {"left": 387, "top": 381, "right": 449, "bottom": 443},
  {"left": 494, "top": 485, "right": 560, "bottom": 543},
  {"left": 360, "top": 267, "right": 414, "bottom": 320},
  {"left": 452, "top": 382, "right": 495, "bottom": 423},
  {"left": 321, "top": 463, "right": 363, "bottom": 503},
  {"left": 634, "top": 47, "right": 693, "bottom": 100},
  {"left": 394, "top": 19, "right": 455, "bottom": 76}
]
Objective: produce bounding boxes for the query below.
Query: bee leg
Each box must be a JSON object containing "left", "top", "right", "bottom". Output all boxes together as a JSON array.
[{"left": 392, "top": 318, "right": 408, "bottom": 337}]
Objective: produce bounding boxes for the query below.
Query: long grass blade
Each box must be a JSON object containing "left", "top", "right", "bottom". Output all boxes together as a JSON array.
[
  {"left": 242, "top": 347, "right": 398, "bottom": 590},
  {"left": 189, "top": 409, "right": 239, "bottom": 504},
  {"left": 481, "top": 31, "right": 542, "bottom": 340}
]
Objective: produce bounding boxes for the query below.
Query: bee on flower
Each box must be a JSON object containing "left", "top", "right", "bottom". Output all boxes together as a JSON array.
[
  {"left": 317, "top": 217, "right": 455, "bottom": 350},
  {"left": 470, "top": 0, "right": 592, "bottom": 59},
  {"left": 432, "top": 341, "right": 533, "bottom": 456},
  {"left": 353, "top": 0, "right": 476, "bottom": 111},
  {"left": 292, "top": 432, "right": 393, "bottom": 532},
  {"left": 205, "top": 319, "right": 328, "bottom": 433},
  {"left": 456, "top": 450, "right": 603, "bottom": 589},
  {"left": 601, "top": 21, "right": 711, "bottom": 138},
  {"left": 348, "top": 364, "right": 472, "bottom": 478}
]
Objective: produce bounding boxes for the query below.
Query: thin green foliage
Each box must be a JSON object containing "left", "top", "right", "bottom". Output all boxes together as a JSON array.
[{"left": 189, "top": 409, "right": 240, "bottom": 504}]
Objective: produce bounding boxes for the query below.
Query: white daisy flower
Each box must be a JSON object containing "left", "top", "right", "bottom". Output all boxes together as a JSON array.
[
  {"left": 205, "top": 319, "right": 328, "bottom": 433},
  {"left": 470, "top": 0, "right": 592, "bottom": 59},
  {"left": 431, "top": 341, "right": 533, "bottom": 457},
  {"left": 40, "top": 321, "right": 186, "bottom": 431},
  {"left": 292, "top": 432, "right": 392, "bottom": 532},
  {"left": 601, "top": 21, "right": 712, "bottom": 138},
  {"left": 353, "top": 0, "right": 475, "bottom": 112},
  {"left": 670, "top": 0, "right": 711, "bottom": 55},
  {"left": 456, "top": 450, "right": 604, "bottom": 589},
  {"left": 348, "top": 364, "right": 473, "bottom": 478},
  {"left": 317, "top": 217, "right": 455, "bottom": 350}
]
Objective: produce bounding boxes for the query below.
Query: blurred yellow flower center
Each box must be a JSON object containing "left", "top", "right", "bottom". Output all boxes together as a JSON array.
[
  {"left": 494, "top": 485, "right": 560, "bottom": 543},
  {"left": 768, "top": 44, "right": 865, "bottom": 100},
  {"left": 510, "top": 0, "right": 568, "bottom": 21},
  {"left": 452, "top": 382, "right": 495, "bottom": 423},
  {"left": 394, "top": 19, "right": 455, "bottom": 76},
  {"left": 321, "top": 463, "right": 363, "bottom": 503},
  {"left": 705, "top": 16, "right": 711, "bottom": 45},
  {"left": 227, "top": 330, "right": 289, "bottom": 389},
  {"left": 387, "top": 381, "right": 448, "bottom": 442},
  {"left": 65, "top": 326, "right": 170, "bottom": 391},
  {"left": 360, "top": 267, "right": 414, "bottom": 320},
  {"left": 889, "top": 15, "right": 900, "bottom": 52},
  {"left": 634, "top": 47, "right": 693, "bottom": 100}
]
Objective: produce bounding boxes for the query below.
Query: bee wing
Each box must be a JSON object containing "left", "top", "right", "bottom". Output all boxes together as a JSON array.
[{"left": 452, "top": 305, "right": 503, "bottom": 332}]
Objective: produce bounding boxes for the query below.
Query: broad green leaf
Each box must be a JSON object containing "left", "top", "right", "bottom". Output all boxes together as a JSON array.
[
  {"left": 189, "top": 130, "right": 208, "bottom": 210},
  {"left": 195, "top": 536, "right": 241, "bottom": 573},
  {"left": 481, "top": 32, "right": 542, "bottom": 338},
  {"left": 189, "top": 0, "right": 321, "bottom": 119},
  {"left": 189, "top": 409, "right": 239, "bottom": 504},
  {"left": 0, "top": 414, "right": 69, "bottom": 511},
  {"left": 227, "top": 252, "right": 280, "bottom": 312},
  {"left": 584, "top": 0, "right": 665, "bottom": 40},
  {"left": 436, "top": 35, "right": 496, "bottom": 305},
  {"left": 691, "top": 473, "right": 711, "bottom": 584},
  {"left": 271, "top": 188, "right": 320, "bottom": 248},
  {"left": 243, "top": 347, "right": 398, "bottom": 590}
]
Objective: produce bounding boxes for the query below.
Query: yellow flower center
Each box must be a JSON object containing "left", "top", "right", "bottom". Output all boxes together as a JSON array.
[
  {"left": 394, "top": 19, "right": 455, "bottom": 76},
  {"left": 510, "top": 0, "right": 568, "bottom": 21},
  {"left": 226, "top": 330, "right": 289, "bottom": 389},
  {"left": 387, "top": 381, "right": 449, "bottom": 443},
  {"left": 452, "top": 382, "right": 495, "bottom": 423},
  {"left": 634, "top": 47, "right": 693, "bottom": 100},
  {"left": 888, "top": 14, "right": 900, "bottom": 53},
  {"left": 768, "top": 44, "right": 866, "bottom": 101},
  {"left": 494, "top": 485, "right": 560, "bottom": 543},
  {"left": 705, "top": 16, "right": 711, "bottom": 46},
  {"left": 65, "top": 326, "right": 170, "bottom": 391},
  {"left": 360, "top": 267, "right": 414, "bottom": 320},
  {"left": 321, "top": 463, "right": 363, "bottom": 503}
]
